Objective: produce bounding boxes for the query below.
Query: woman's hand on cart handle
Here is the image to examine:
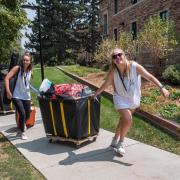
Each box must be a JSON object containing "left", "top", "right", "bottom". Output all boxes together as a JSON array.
[
  {"left": 91, "top": 92, "right": 100, "bottom": 103},
  {"left": 7, "top": 91, "right": 12, "bottom": 99}
]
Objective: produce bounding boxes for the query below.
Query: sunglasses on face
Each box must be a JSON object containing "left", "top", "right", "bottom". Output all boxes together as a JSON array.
[{"left": 112, "top": 53, "right": 123, "bottom": 59}]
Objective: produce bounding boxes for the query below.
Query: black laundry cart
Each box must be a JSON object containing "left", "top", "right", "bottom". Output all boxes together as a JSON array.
[{"left": 38, "top": 95, "right": 101, "bottom": 147}]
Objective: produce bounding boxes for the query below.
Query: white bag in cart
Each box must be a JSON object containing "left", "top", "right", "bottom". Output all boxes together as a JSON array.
[{"left": 39, "top": 79, "right": 52, "bottom": 93}]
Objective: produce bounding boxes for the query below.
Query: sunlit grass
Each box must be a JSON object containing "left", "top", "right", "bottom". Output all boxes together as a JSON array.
[
  {"left": 0, "top": 133, "right": 45, "bottom": 180},
  {"left": 61, "top": 65, "right": 101, "bottom": 77}
]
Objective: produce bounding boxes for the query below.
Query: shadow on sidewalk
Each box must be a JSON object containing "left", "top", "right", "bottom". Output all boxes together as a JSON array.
[
  {"left": 59, "top": 147, "right": 133, "bottom": 166},
  {"left": 5, "top": 133, "right": 133, "bottom": 166}
]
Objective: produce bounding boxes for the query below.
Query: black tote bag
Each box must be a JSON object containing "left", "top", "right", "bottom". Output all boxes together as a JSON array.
[{"left": 3, "top": 67, "right": 20, "bottom": 105}]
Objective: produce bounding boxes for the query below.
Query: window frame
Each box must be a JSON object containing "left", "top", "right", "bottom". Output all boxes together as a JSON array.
[
  {"left": 114, "top": 0, "right": 118, "bottom": 14},
  {"left": 131, "top": 0, "right": 138, "bottom": 5},
  {"left": 103, "top": 11, "right": 108, "bottom": 35},
  {"left": 113, "top": 27, "right": 118, "bottom": 41},
  {"left": 131, "top": 21, "right": 137, "bottom": 39},
  {"left": 159, "top": 10, "right": 169, "bottom": 21}
]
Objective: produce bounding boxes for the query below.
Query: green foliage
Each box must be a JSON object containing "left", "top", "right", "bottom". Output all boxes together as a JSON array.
[
  {"left": 63, "top": 58, "right": 75, "bottom": 65},
  {"left": 102, "top": 63, "right": 109, "bottom": 71},
  {"left": 139, "top": 15, "right": 179, "bottom": 61},
  {"left": 162, "top": 64, "right": 180, "bottom": 84},
  {"left": 0, "top": 0, "right": 28, "bottom": 63},
  {"left": 0, "top": 133, "right": 45, "bottom": 179},
  {"left": 175, "top": 112, "right": 180, "bottom": 123},
  {"left": 25, "top": 0, "right": 100, "bottom": 65},
  {"left": 159, "top": 104, "right": 180, "bottom": 121},
  {"left": 61, "top": 65, "right": 101, "bottom": 77},
  {"left": 47, "top": 56, "right": 58, "bottom": 66},
  {"left": 170, "top": 90, "right": 180, "bottom": 100},
  {"left": 94, "top": 38, "right": 116, "bottom": 63},
  {"left": 95, "top": 15, "right": 179, "bottom": 72},
  {"left": 141, "top": 96, "right": 156, "bottom": 105},
  {"left": 149, "top": 88, "right": 161, "bottom": 96},
  {"left": 95, "top": 31, "right": 138, "bottom": 63},
  {"left": 116, "top": 31, "right": 138, "bottom": 60}
]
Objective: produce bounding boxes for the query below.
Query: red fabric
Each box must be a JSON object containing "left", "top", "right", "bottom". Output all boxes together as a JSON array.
[{"left": 54, "top": 84, "right": 85, "bottom": 97}]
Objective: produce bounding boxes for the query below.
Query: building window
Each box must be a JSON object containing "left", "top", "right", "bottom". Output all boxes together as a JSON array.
[
  {"left": 114, "top": 0, "right": 118, "bottom": 14},
  {"left": 103, "top": 14, "right": 108, "bottom": 35},
  {"left": 131, "top": 0, "right": 138, "bottom": 4},
  {"left": 114, "top": 28, "right": 118, "bottom": 41},
  {"left": 131, "top": 21, "right": 137, "bottom": 39},
  {"left": 160, "top": 10, "right": 169, "bottom": 21}
]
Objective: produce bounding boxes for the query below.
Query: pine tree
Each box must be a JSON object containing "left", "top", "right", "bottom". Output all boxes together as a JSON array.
[{"left": 25, "top": 0, "right": 85, "bottom": 65}]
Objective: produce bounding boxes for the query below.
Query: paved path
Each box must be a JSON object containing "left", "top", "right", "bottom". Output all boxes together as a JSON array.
[{"left": 0, "top": 108, "right": 180, "bottom": 180}]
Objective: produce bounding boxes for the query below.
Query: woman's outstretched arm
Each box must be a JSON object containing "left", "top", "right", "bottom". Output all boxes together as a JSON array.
[
  {"left": 94, "top": 68, "right": 114, "bottom": 98},
  {"left": 136, "top": 63, "right": 169, "bottom": 97}
]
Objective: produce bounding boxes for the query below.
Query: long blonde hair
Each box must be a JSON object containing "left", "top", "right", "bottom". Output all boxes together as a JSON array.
[{"left": 111, "top": 48, "right": 132, "bottom": 77}]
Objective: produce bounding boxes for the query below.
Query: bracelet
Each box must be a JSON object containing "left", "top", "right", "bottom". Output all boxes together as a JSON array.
[{"left": 159, "top": 85, "right": 164, "bottom": 90}]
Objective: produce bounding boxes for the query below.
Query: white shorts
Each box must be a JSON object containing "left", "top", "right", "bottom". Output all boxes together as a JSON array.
[{"left": 113, "top": 93, "right": 140, "bottom": 110}]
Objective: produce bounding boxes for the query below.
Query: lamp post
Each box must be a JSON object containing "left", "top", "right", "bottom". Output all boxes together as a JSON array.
[{"left": 21, "top": 4, "right": 44, "bottom": 81}]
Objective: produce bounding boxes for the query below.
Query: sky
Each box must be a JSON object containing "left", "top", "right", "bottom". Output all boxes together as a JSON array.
[{"left": 21, "top": 0, "right": 36, "bottom": 49}]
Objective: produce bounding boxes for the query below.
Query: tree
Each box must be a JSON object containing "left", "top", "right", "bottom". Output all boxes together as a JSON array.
[
  {"left": 95, "top": 32, "right": 137, "bottom": 64},
  {"left": 116, "top": 31, "right": 138, "bottom": 60},
  {"left": 25, "top": 0, "right": 86, "bottom": 65},
  {"left": 95, "top": 38, "right": 116, "bottom": 64},
  {"left": 0, "top": 0, "right": 27, "bottom": 63},
  {"left": 139, "top": 15, "right": 179, "bottom": 73},
  {"left": 78, "top": 0, "right": 101, "bottom": 65}
]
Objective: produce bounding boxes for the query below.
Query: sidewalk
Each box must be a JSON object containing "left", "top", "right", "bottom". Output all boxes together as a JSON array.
[{"left": 0, "top": 108, "right": 180, "bottom": 180}]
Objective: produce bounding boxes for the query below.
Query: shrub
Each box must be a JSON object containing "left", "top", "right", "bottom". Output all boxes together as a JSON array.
[
  {"left": 162, "top": 64, "right": 180, "bottom": 84},
  {"left": 159, "top": 104, "right": 180, "bottom": 121},
  {"left": 102, "top": 63, "right": 110, "bottom": 71},
  {"left": 64, "top": 58, "right": 75, "bottom": 65},
  {"left": 170, "top": 90, "right": 180, "bottom": 100}
]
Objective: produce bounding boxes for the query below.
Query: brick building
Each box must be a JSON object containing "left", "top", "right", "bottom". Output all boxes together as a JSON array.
[{"left": 99, "top": 0, "right": 180, "bottom": 72}]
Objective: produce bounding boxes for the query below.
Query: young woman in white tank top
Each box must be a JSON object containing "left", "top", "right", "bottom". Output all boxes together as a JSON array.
[
  {"left": 5, "top": 52, "right": 33, "bottom": 140},
  {"left": 94, "top": 48, "right": 169, "bottom": 156}
]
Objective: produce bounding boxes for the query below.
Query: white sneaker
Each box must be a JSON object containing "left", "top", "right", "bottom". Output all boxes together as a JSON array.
[
  {"left": 21, "top": 132, "right": 28, "bottom": 140},
  {"left": 110, "top": 137, "right": 119, "bottom": 148},
  {"left": 115, "top": 141, "right": 125, "bottom": 156}
]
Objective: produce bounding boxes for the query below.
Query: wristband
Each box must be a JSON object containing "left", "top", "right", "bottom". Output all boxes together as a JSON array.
[{"left": 159, "top": 85, "right": 164, "bottom": 90}]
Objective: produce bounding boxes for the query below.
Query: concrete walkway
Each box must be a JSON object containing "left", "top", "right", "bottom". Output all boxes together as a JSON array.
[{"left": 0, "top": 108, "right": 180, "bottom": 180}]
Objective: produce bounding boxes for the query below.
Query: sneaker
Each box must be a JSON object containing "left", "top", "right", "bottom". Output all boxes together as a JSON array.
[
  {"left": 24, "top": 125, "right": 27, "bottom": 132},
  {"left": 21, "top": 132, "right": 28, "bottom": 140},
  {"left": 116, "top": 141, "right": 125, "bottom": 155},
  {"left": 110, "top": 137, "right": 119, "bottom": 148}
]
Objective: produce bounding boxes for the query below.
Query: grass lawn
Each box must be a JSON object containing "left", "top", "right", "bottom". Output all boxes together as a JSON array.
[
  {"left": 61, "top": 65, "right": 101, "bottom": 77},
  {"left": 0, "top": 133, "right": 45, "bottom": 180}
]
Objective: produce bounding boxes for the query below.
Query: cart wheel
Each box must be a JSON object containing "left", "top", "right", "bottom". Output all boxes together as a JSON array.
[
  {"left": 49, "top": 139, "right": 53, "bottom": 143},
  {"left": 75, "top": 144, "right": 81, "bottom": 149}
]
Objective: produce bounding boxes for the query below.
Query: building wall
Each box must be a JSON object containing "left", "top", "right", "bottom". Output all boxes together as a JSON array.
[{"left": 99, "top": 0, "right": 180, "bottom": 72}]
